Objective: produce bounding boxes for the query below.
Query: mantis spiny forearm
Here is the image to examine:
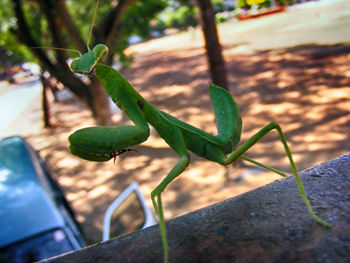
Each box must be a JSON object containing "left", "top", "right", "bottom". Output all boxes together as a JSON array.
[{"left": 64, "top": 1, "right": 330, "bottom": 262}]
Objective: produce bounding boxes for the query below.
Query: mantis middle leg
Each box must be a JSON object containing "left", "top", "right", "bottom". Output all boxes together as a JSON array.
[
  {"left": 149, "top": 124, "right": 190, "bottom": 263},
  {"left": 151, "top": 154, "right": 190, "bottom": 263}
]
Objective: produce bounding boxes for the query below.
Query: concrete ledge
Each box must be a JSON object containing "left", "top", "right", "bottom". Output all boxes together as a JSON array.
[{"left": 42, "top": 153, "right": 350, "bottom": 263}]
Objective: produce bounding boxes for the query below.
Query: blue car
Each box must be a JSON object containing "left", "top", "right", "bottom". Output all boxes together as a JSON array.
[
  {"left": 0, "top": 136, "right": 157, "bottom": 263},
  {"left": 0, "top": 136, "right": 86, "bottom": 262}
]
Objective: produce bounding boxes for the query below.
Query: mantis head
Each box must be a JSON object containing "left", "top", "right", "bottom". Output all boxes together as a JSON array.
[{"left": 70, "top": 44, "right": 108, "bottom": 74}]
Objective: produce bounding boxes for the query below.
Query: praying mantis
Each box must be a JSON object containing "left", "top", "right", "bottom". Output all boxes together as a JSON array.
[{"left": 61, "top": 1, "right": 331, "bottom": 262}]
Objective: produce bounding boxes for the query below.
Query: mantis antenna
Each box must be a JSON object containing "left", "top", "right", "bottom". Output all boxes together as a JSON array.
[
  {"left": 86, "top": 0, "right": 100, "bottom": 51},
  {"left": 30, "top": 46, "right": 81, "bottom": 56}
]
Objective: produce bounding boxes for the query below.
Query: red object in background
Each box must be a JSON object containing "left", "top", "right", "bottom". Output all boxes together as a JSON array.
[{"left": 238, "top": 5, "right": 287, "bottom": 21}]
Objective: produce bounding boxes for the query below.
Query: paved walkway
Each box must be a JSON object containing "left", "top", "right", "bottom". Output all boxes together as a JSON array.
[{"left": 0, "top": 78, "right": 42, "bottom": 137}]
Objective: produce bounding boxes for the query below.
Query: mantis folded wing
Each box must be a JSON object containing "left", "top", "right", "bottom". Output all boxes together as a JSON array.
[{"left": 69, "top": 59, "right": 330, "bottom": 263}]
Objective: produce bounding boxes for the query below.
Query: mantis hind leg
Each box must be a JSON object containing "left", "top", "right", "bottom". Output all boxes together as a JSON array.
[{"left": 222, "top": 122, "right": 330, "bottom": 227}]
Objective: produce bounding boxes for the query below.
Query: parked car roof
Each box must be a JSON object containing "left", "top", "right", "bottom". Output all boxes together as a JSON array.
[{"left": 0, "top": 136, "right": 65, "bottom": 247}]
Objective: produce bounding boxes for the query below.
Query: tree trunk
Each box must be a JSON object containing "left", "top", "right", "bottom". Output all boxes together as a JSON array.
[
  {"left": 40, "top": 71, "right": 52, "bottom": 128},
  {"left": 195, "top": 0, "right": 228, "bottom": 90}
]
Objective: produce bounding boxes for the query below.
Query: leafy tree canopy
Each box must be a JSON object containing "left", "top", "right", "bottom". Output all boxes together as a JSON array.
[{"left": 0, "top": 0, "right": 167, "bottom": 68}]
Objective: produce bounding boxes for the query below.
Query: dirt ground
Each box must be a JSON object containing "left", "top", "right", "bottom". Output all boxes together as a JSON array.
[{"left": 25, "top": 3, "right": 350, "bottom": 244}]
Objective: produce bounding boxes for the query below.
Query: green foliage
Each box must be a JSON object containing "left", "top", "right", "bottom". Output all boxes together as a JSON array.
[
  {"left": 0, "top": 0, "right": 35, "bottom": 66},
  {"left": 212, "top": 0, "right": 235, "bottom": 12},
  {"left": 258, "top": 0, "right": 272, "bottom": 9},
  {"left": 165, "top": 5, "right": 198, "bottom": 30},
  {"left": 161, "top": 0, "right": 236, "bottom": 29},
  {"left": 113, "top": 0, "right": 167, "bottom": 67},
  {"left": 0, "top": 0, "right": 167, "bottom": 67},
  {"left": 215, "top": 13, "right": 227, "bottom": 23},
  {"left": 66, "top": 0, "right": 105, "bottom": 45},
  {"left": 237, "top": 0, "right": 250, "bottom": 9},
  {"left": 122, "top": 0, "right": 167, "bottom": 40},
  {"left": 150, "top": 19, "right": 167, "bottom": 35}
]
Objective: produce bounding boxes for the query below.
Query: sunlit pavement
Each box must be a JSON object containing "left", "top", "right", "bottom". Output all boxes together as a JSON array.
[{"left": 0, "top": 78, "right": 42, "bottom": 137}]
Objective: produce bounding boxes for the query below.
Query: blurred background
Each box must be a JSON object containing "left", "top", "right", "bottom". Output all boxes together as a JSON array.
[{"left": 1, "top": 0, "right": 349, "bottom": 248}]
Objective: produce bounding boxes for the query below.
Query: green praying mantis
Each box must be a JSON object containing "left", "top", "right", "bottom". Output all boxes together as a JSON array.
[{"left": 42, "top": 1, "right": 330, "bottom": 262}]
